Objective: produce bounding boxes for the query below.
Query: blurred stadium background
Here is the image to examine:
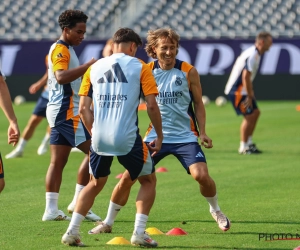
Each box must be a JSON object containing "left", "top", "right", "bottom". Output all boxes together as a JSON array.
[{"left": 0, "top": 0, "right": 299, "bottom": 101}]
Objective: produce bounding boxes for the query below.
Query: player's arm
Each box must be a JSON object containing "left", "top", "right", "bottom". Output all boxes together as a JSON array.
[
  {"left": 145, "top": 94, "right": 163, "bottom": 156},
  {"left": 79, "top": 67, "right": 93, "bottom": 134},
  {"left": 189, "top": 67, "right": 213, "bottom": 149},
  {"left": 0, "top": 75, "right": 20, "bottom": 146},
  {"left": 29, "top": 70, "right": 48, "bottom": 94},
  {"left": 79, "top": 95, "right": 93, "bottom": 134},
  {"left": 140, "top": 63, "right": 163, "bottom": 156},
  {"left": 55, "top": 59, "right": 96, "bottom": 84},
  {"left": 242, "top": 69, "right": 254, "bottom": 108},
  {"left": 51, "top": 45, "right": 97, "bottom": 85}
]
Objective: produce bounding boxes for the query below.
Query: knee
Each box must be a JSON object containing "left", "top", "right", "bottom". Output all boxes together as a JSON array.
[
  {"left": 193, "top": 171, "right": 211, "bottom": 185},
  {"left": 138, "top": 173, "right": 156, "bottom": 186}
]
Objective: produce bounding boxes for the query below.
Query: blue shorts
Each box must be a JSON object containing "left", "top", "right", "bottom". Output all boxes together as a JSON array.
[
  {"left": 149, "top": 142, "right": 206, "bottom": 174},
  {"left": 32, "top": 96, "right": 48, "bottom": 117},
  {"left": 0, "top": 153, "right": 4, "bottom": 179},
  {"left": 89, "top": 135, "right": 154, "bottom": 180},
  {"left": 50, "top": 116, "right": 91, "bottom": 147},
  {"left": 228, "top": 94, "right": 258, "bottom": 116}
]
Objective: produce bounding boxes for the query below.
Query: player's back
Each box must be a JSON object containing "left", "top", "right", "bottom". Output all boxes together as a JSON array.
[{"left": 90, "top": 53, "right": 145, "bottom": 155}]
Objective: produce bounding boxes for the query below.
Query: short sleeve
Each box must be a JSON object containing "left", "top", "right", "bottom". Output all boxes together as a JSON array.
[{"left": 79, "top": 66, "right": 93, "bottom": 98}]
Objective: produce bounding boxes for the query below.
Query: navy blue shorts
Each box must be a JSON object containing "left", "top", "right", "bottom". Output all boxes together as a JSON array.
[
  {"left": 149, "top": 142, "right": 206, "bottom": 174},
  {"left": 228, "top": 94, "right": 258, "bottom": 116},
  {"left": 89, "top": 135, "right": 154, "bottom": 180},
  {"left": 50, "top": 116, "right": 91, "bottom": 147},
  {"left": 32, "top": 96, "right": 48, "bottom": 117},
  {"left": 0, "top": 153, "right": 4, "bottom": 179}
]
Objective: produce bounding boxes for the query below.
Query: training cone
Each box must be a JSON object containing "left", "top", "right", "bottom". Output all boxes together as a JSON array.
[
  {"left": 146, "top": 227, "right": 164, "bottom": 235},
  {"left": 138, "top": 103, "right": 147, "bottom": 111},
  {"left": 296, "top": 105, "right": 300, "bottom": 111},
  {"left": 106, "top": 237, "right": 131, "bottom": 245},
  {"left": 116, "top": 173, "right": 123, "bottom": 179},
  {"left": 166, "top": 227, "right": 188, "bottom": 235},
  {"left": 156, "top": 167, "right": 168, "bottom": 172}
]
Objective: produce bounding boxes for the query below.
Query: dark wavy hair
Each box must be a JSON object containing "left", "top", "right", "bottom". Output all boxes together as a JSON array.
[
  {"left": 113, "top": 28, "right": 142, "bottom": 47},
  {"left": 58, "top": 10, "right": 88, "bottom": 30}
]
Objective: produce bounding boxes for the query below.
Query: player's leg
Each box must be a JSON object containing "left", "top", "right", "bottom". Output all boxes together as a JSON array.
[
  {"left": 189, "top": 162, "right": 230, "bottom": 231},
  {"left": 120, "top": 138, "right": 158, "bottom": 247},
  {"left": 95, "top": 141, "right": 166, "bottom": 232},
  {"left": 240, "top": 99, "right": 262, "bottom": 154},
  {"left": 62, "top": 153, "right": 112, "bottom": 246},
  {"left": 174, "top": 142, "right": 230, "bottom": 231},
  {"left": 42, "top": 122, "right": 74, "bottom": 221},
  {"left": 42, "top": 143, "right": 72, "bottom": 221},
  {"left": 88, "top": 170, "right": 137, "bottom": 234},
  {"left": 37, "top": 126, "right": 51, "bottom": 155},
  {"left": 0, "top": 153, "right": 5, "bottom": 193},
  {"left": 66, "top": 118, "right": 101, "bottom": 221}
]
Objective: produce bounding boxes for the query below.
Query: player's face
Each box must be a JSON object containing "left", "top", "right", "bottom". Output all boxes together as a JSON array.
[
  {"left": 262, "top": 36, "right": 273, "bottom": 53},
  {"left": 154, "top": 37, "right": 178, "bottom": 69},
  {"left": 65, "top": 22, "right": 86, "bottom": 46}
]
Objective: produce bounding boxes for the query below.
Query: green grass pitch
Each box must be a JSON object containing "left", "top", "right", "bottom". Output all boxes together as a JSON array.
[{"left": 0, "top": 100, "right": 299, "bottom": 250}]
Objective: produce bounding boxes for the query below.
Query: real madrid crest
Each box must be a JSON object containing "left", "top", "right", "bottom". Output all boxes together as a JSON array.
[{"left": 175, "top": 76, "right": 182, "bottom": 86}]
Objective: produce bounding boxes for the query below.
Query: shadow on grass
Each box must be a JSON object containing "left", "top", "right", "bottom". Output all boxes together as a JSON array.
[
  {"left": 144, "top": 219, "right": 299, "bottom": 225},
  {"left": 157, "top": 247, "right": 289, "bottom": 250}
]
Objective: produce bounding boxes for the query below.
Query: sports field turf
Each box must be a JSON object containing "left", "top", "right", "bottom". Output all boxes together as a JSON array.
[{"left": 0, "top": 101, "right": 299, "bottom": 250}]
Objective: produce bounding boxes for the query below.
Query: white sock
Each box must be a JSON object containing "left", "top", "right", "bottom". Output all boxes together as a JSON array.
[
  {"left": 45, "top": 192, "right": 59, "bottom": 214},
  {"left": 66, "top": 212, "right": 85, "bottom": 235},
  {"left": 205, "top": 194, "right": 220, "bottom": 213},
  {"left": 247, "top": 136, "right": 253, "bottom": 146},
  {"left": 133, "top": 213, "right": 148, "bottom": 235},
  {"left": 103, "top": 201, "right": 123, "bottom": 226},
  {"left": 16, "top": 138, "right": 27, "bottom": 151},
  {"left": 239, "top": 141, "right": 248, "bottom": 152},
  {"left": 40, "top": 133, "right": 50, "bottom": 146},
  {"left": 70, "top": 184, "right": 85, "bottom": 208}
]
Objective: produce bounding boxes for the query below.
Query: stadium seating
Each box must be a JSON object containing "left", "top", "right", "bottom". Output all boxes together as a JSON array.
[{"left": 0, "top": 0, "right": 299, "bottom": 40}]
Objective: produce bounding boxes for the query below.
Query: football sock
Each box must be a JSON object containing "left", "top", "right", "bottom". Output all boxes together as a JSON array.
[
  {"left": 247, "top": 136, "right": 253, "bottom": 146},
  {"left": 239, "top": 141, "right": 248, "bottom": 152},
  {"left": 206, "top": 194, "right": 220, "bottom": 213},
  {"left": 70, "top": 184, "right": 85, "bottom": 209},
  {"left": 104, "top": 201, "right": 123, "bottom": 226},
  {"left": 133, "top": 213, "right": 148, "bottom": 235},
  {"left": 40, "top": 132, "right": 50, "bottom": 146},
  {"left": 67, "top": 212, "right": 85, "bottom": 235},
  {"left": 45, "top": 192, "right": 59, "bottom": 214},
  {"left": 16, "top": 138, "right": 27, "bottom": 151}
]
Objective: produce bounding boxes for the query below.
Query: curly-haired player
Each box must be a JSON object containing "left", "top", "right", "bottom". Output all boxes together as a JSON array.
[{"left": 42, "top": 10, "right": 100, "bottom": 222}]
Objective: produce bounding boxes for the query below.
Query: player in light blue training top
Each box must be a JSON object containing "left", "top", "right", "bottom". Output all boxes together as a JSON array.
[{"left": 143, "top": 28, "right": 231, "bottom": 232}]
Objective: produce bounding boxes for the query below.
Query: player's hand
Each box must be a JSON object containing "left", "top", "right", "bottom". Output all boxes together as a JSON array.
[
  {"left": 200, "top": 134, "right": 213, "bottom": 149},
  {"left": 147, "top": 137, "right": 162, "bottom": 157},
  {"left": 244, "top": 96, "right": 253, "bottom": 109},
  {"left": 88, "top": 58, "right": 97, "bottom": 66},
  {"left": 29, "top": 83, "right": 39, "bottom": 94},
  {"left": 8, "top": 121, "right": 20, "bottom": 146}
]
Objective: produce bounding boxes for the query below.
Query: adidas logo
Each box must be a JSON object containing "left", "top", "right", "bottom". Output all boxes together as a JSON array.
[
  {"left": 195, "top": 152, "right": 204, "bottom": 158},
  {"left": 56, "top": 53, "right": 63, "bottom": 58}
]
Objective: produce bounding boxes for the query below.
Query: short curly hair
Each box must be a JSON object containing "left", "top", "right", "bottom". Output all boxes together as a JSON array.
[
  {"left": 145, "top": 28, "right": 180, "bottom": 59},
  {"left": 58, "top": 10, "right": 88, "bottom": 30}
]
